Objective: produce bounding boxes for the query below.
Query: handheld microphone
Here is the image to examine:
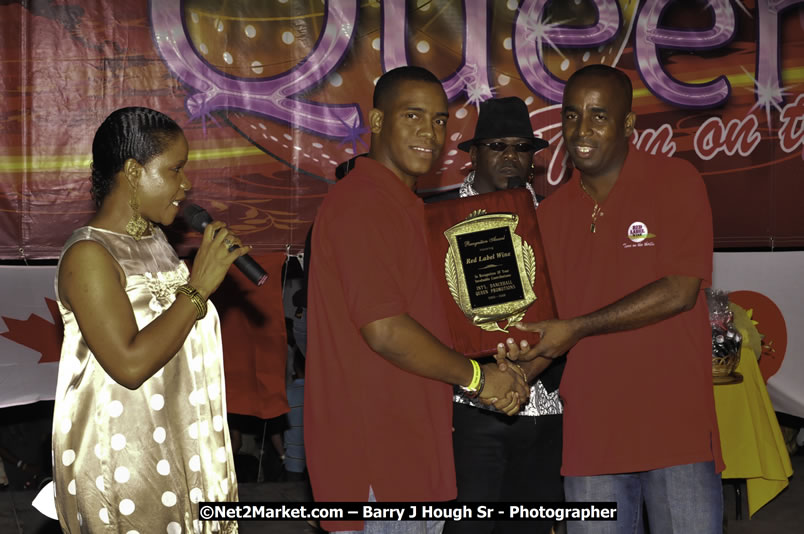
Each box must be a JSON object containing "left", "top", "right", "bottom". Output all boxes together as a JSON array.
[{"left": 183, "top": 204, "right": 269, "bottom": 286}]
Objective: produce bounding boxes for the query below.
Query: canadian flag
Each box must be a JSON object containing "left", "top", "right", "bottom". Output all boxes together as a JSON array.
[{"left": 0, "top": 266, "right": 61, "bottom": 409}]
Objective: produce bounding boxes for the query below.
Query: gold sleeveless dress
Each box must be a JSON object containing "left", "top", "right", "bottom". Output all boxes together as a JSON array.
[{"left": 51, "top": 226, "right": 238, "bottom": 533}]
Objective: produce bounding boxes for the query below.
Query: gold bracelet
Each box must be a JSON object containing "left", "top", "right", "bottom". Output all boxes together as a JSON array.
[
  {"left": 175, "top": 283, "right": 207, "bottom": 320},
  {"left": 507, "top": 358, "right": 529, "bottom": 383}
]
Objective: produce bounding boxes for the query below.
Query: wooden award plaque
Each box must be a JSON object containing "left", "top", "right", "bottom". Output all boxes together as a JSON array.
[{"left": 424, "top": 188, "right": 557, "bottom": 357}]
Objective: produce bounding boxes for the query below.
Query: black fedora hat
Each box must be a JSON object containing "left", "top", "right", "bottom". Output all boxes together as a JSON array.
[{"left": 457, "top": 96, "right": 548, "bottom": 152}]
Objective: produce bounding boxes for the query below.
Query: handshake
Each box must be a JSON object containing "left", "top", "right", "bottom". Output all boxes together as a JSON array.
[{"left": 467, "top": 318, "right": 575, "bottom": 416}]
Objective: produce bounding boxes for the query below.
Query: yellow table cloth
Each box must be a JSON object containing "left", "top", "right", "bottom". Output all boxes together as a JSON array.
[{"left": 714, "top": 344, "right": 793, "bottom": 516}]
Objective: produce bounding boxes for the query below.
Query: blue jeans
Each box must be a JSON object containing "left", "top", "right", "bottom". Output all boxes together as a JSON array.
[{"left": 564, "top": 461, "right": 722, "bottom": 534}]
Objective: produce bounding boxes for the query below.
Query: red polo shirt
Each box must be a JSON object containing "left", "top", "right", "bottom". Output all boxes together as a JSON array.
[
  {"left": 305, "top": 158, "right": 455, "bottom": 530},
  {"left": 537, "top": 148, "right": 724, "bottom": 476}
]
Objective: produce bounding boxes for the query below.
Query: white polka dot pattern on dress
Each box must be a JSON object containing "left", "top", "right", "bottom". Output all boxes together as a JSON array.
[
  {"left": 188, "top": 389, "right": 205, "bottom": 406},
  {"left": 99, "top": 507, "right": 110, "bottom": 524},
  {"left": 190, "top": 487, "right": 203, "bottom": 503},
  {"left": 167, "top": 522, "right": 182, "bottom": 534},
  {"left": 107, "top": 400, "right": 123, "bottom": 417},
  {"left": 157, "top": 459, "right": 171, "bottom": 476},
  {"left": 200, "top": 421, "right": 210, "bottom": 437},
  {"left": 60, "top": 418, "right": 72, "bottom": 434},
  {"left": 212, "top": 415, "right": 224, "bottom": 432},
  {"left": 119, "top": 499, "right": 135, "bottom": 515},
  {"left": 95, "top": 475, "right": 104, "bottom": 492},
  {"left": 126, "top": 530, "right": 140, "bottom": 534},
  {"left": 111, "top": 433, "right": 127, "bottom": 451},
  {"left": 189, "top": 454, "right": 201, "bottom": 472},
  {"left": 62, "top": 449, "right": 76, "bottom": 466},
  {"left": 190, "top": 356, "right": 202, "bottom": 372},
  {"left": 207, "top": 383, "right": 220, "bottom": 400},
  {"left": 150, "top": 394, "right": 165, "bottom": 411},
  {"left": 162, "top": 491, "right": 177, "bottom": 507},
  {"left": 94, "top": 443, "right": 102, "bottom": 459},
  {"left": 153, "top": 426, "right": 166, "bottom": 444},
  {"left": 68, "top": 479, "right": 76, "bottom": 495},
  {"left": 215, "top": 447, "right": 227, "bottom": 463},
  {"left": 114, "top": 466, "right": 130, "bottom": 483},
  {"left": 188, "top": 423, "right": 199, "bottom": 440}
]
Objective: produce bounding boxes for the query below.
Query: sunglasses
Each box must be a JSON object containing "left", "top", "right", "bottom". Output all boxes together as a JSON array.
[{"left": 475, "top": 141, "right": 538, "bottom": 153}]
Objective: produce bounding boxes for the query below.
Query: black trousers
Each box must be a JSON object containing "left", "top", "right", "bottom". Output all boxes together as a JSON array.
[{"left": 444, "top": 403, "right": 564, "bottom": 534}]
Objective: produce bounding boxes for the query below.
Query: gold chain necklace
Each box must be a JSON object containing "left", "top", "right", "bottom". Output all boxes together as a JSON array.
[{"left": 580, "top": 179, "right": 603, "bottom": 233}]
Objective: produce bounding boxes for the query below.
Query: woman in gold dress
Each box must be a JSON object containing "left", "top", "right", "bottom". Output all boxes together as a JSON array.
[{"left": 51, "top": 107, "right": 247, "bottom": 533}]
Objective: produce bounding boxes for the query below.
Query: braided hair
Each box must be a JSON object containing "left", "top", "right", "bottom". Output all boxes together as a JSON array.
[{"left": 90, "top": 107, "right": 183, "bottom": 207}]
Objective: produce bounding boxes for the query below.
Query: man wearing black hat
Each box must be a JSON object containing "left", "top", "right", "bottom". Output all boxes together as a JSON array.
[
  {"left": 455, "top": 96, "right": 548, "bottom": 203},
  {"left": 441, "top": 97, "right": 565, "bottom": 534}
]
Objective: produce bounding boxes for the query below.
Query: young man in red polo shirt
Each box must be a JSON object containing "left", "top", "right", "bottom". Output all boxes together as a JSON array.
[
  {"left": 305, "top": 66, "right": 528, "bottom": 534},
  {"left": 501, "top": 65, "right": 724, "bottom": 533}
]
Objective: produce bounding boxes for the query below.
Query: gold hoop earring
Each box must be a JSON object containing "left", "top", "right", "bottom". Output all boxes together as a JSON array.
[{"left": 125, "top": 182, "right": 150, "bottom": 240}]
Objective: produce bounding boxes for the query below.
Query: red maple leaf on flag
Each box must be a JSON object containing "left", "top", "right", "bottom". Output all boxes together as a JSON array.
[{"left": 1, "top": 297, "right": 64, "bottom": 363}]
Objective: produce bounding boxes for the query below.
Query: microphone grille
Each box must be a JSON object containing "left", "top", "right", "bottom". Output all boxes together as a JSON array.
[{"left": 183, "top": 203, "right": 212, "bottom": 233}]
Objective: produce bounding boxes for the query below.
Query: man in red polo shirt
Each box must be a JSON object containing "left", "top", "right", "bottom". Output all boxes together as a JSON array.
[
  {"left": 501, "top": 65, "right": 724, "bottom": 533},
  {"left": 305, "top": 66, "right": 528, "bottom": 534}
]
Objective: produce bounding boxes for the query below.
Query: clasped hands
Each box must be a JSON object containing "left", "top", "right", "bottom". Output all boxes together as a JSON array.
[{"left": 477, "top": 318, "right": 580, "bottom": 415}]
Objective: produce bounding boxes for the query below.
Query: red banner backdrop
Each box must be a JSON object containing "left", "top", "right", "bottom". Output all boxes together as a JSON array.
[{"left": 1, "top": 0, "right": 803, "bottom": 259}]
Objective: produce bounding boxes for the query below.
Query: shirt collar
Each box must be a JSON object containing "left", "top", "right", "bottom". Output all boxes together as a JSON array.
[{"left": 569, "top": 146, "right": 644, "bottom": 202}]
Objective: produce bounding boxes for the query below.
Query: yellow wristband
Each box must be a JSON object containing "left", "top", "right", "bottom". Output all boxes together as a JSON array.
[
  {"left": 458, "top": 359, "right": 483, "bottom": 399},
  {"left": 466, "top": 359, "right": 481, "bottom": 391},
  {"left": 175, "top": 283, "right": 208, "bottom": 320}
]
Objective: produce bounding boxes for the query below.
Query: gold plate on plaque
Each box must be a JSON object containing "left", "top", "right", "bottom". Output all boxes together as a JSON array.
[{"left": 444, "top": 210, "right": 536, "bottom": 333}]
